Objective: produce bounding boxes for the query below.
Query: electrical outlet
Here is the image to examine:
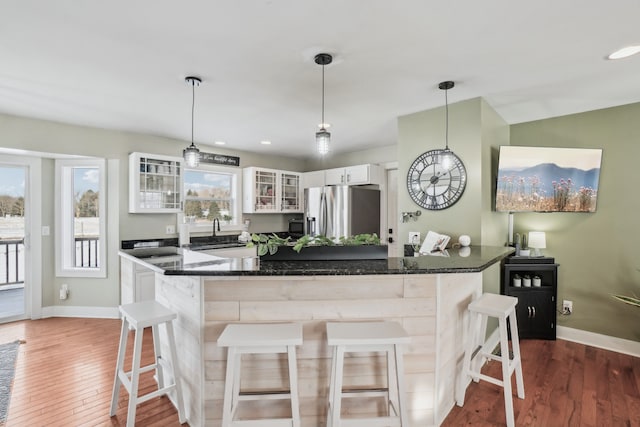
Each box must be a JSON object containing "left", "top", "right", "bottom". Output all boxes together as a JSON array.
[
  {"left": 408, "top": 232, "right": 421, "bottom": 245},
  {"left": 562, "top": 300, "right": 573, "bottom": 315},
  {"left": 165, "top": 225, "right": 176, "bottom": 234}
]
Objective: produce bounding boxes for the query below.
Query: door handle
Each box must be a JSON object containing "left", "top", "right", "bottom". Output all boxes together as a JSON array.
[
  {"left": 531, "top": 306, "right": 536, "bottom": 317},
  {"left": 528, "top": 306, "right": 532, "bottom": 318},
  {"left": 388, "top": 237, "right": 394, "bottom": 243}
]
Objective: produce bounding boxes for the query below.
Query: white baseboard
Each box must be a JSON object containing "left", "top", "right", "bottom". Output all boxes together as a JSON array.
[
  {"left": 557, "top": 326, "right": 640, "bottom": 358},
  {"left": 41, "top": 305, "right": 120, "bottom": 319}
]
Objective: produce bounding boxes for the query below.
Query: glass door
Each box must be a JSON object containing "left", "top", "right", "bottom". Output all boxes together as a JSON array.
[{"left": 0, "top": 164, "right": 26, "bottom": 321}]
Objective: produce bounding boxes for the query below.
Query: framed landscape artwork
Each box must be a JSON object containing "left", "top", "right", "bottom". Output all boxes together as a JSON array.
[{"left": 495, "top": 146, "right": 603, "bottom": 212}]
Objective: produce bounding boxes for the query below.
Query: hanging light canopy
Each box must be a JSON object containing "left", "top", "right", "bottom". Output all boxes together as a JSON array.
[
  {"left": 438, "top": 80, "right": 455, "bottom": 170},
  {"left": 183, "top": 76, "right": 202, "bottom": 168},
  {"left": 315, "top": 53, "right": 333, "bottom": 156}
]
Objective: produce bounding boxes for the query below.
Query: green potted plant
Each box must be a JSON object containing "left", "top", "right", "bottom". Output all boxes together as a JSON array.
[{"left": 246, "top": 233, "right": 386, "bottom": 260}]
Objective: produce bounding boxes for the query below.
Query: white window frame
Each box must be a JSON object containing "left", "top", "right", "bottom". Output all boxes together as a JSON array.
[
  {"left": 184, "top": 164, "right": 243, "bottom": 233},
  {"left": 55, "top": 158, "right": 107, "bottom": 278}
]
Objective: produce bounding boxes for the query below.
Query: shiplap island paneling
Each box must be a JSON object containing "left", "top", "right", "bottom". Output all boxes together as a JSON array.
[
  {"left": 153, "top": 271, "right": 481, "bottom": 426},
  {"left": 119, "top": 245, "right": 512, "bottom": 426}
]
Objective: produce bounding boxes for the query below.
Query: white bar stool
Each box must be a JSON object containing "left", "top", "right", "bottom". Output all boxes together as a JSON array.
[
  {"left": 110, "top": 301, "right": 185, "bottom": 426},
  {"left": 456, "top": 293, "right": 525, "bottom": 427},
  {"left": 326, "top": 321, "right": 411, "bottom": 427},
  {"left": 217, "top": 322, "right": 303, "bottom": 427}
]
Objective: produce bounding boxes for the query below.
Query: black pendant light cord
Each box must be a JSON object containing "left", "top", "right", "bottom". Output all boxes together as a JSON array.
[
  {"left": 191, "top": 80, "right": 196, "bottom": 147},
  {"left": 438, "top": 80, "right": 455, "bottom": 151},
  {"left": 444, "top": 87, "right": 449, "bottom": 150},
  {"left": 321, "top": 63, "right": 325, "bottom": 127}
]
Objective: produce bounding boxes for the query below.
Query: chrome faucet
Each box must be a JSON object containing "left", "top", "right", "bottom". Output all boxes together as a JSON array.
[{"left": 212, "top": 217, "right": 220, "bottom": 236}]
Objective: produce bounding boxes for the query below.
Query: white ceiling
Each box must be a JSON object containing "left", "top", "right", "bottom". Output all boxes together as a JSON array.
[{"left": 2, "top": 1, "right": 640, "bottom": 159}]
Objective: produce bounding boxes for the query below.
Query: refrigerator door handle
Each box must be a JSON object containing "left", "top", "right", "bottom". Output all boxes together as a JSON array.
[{"left": 320, "top": 192, "right": 327, "bottom": 236}]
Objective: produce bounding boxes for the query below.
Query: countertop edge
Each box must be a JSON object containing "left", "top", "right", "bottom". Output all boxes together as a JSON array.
[{"left": 119, "top": 246, "right": 514, "bottom": 276}]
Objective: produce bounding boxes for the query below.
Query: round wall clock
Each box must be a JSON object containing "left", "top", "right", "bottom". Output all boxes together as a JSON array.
[{"left": 407, "top": 149, "right": 467, "bottom": 210}]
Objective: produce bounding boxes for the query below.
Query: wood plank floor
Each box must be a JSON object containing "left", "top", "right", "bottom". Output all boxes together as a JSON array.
[
  {"left": 1, "top": 317, "right": 639, "bottom": 426},
  {"left": 0, "top": 317, "right": 186, "bottom": 427},
  {"left": 442, "top": 338, "right": 640, "bottom": 427}
]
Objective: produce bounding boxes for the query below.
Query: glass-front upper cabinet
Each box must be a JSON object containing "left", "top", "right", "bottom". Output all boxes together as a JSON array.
[
  {"left": 129, "top": 152, "right": 183, "bottom": 213},
  {"left": 243, "top": 167, "right": 302, "bottom": 213},
  {"left": 280, "top": 172, "right": 301, "bottom": 212}
]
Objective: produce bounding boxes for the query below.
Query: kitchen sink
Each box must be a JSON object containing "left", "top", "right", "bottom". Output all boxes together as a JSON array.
[
  {"left": 190, "top": 242, "right": 246, "bottom": 251},
  {"left": 122, "top": 246, "right": 181, "bottom": 259}
]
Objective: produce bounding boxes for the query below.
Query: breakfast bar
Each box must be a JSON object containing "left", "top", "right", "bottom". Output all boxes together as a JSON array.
[{"left": 119, "top": 246, "right": 513, "bottom": 427}]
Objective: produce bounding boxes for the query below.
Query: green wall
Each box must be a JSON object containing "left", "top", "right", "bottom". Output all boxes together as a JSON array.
[
  {"left": 397, "top": 98, "right": 509, "bottom": 249},
  {"left": 511, "top": 102, "right": 640, "bottom": 341}
]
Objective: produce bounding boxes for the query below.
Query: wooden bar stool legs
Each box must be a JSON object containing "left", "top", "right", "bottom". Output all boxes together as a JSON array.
[
  {"left": 456, "top": 293, "right": 524, "bottom": 427},
  {"left": 110, "top": 301, "right": 185, "bottom": 426}
]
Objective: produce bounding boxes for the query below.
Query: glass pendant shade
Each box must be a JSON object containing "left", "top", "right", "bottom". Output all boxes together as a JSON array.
[
  {"left": 316, "top": 128, "right": 330, "bottom": 155},
  {"left": 183, "top": 142, "right": 200, "bottom": 167},
  {"left": 440, "top": 148, "right": 452, "bottom": 170}
]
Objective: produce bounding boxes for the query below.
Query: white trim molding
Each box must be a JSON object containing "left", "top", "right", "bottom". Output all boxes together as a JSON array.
[
  {"left": 41, "top": 305, "right": 120, "bottom": 319},
  {"left": 557, "top": 326, "right": 640, "bottom": 358}
]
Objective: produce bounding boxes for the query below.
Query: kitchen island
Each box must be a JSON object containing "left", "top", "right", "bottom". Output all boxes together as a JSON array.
[{"left": 119, "top": 245, "right": 513, "bottom": 427}]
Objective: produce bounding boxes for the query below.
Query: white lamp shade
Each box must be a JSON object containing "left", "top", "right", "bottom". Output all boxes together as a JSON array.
[{"left": 528, "top": 231, "right": 546, "bottom": 249}]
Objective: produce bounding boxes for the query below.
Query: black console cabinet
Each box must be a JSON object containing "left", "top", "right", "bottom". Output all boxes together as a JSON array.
[{"left": 501, "top": 256, "right": 558, "bottom": 340}]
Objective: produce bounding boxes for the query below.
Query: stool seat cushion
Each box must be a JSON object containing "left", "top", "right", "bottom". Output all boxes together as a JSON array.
[
  {"left": 119, "top": 301, "right": 177, "bottom": 329},
  {"left": 468, "top": 293, "right": 518, "bottom": 317},
  {"left": 217, "top": 323, "right": 303, "bottom": 347},
  {"left": 327, "top": 321, "right": 410, "bottom": 346}
]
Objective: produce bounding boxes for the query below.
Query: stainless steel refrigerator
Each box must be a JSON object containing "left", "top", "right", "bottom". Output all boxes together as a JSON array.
[{"left": 304, "top": 186, "right": 380, "bottom": 239}]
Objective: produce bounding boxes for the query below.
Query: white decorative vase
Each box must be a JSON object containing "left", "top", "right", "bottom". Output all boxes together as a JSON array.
[{"left": 523, "top": 277, "right": 532, "bottom": 287}]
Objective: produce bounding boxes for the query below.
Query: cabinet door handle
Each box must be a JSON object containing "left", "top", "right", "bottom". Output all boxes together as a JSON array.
[
  {"left": 532, "top": 306, "right": 536, "bottom": 317},
  {"left": 527, "top": 306, "right": 532, "bottom": 318},
  {"left": 347, "top": 173, "right": 351, "bottom": 182}
]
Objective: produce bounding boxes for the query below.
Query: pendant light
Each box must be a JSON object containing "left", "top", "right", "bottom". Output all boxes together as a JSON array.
[
  {"left": 183, "top": 76, "right": 202, "bottom": 168},
  {"left": 315, "top": 53, "right": 332, "bottom": 156},
  {"left": 438, "top": 80, "right": 455, "bottom": 170}
]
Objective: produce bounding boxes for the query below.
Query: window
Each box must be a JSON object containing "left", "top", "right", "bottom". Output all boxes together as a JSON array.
[
  {"left": 55, "top": 158, "right": 106, "bottom": 277},
  {"left": 183, "top": 165, "right": 242, "bottom": 231}
]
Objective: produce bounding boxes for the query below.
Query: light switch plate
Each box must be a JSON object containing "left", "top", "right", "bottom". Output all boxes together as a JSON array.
[{"left": 41, "top": 226, "right": 50, "bottom": 236}]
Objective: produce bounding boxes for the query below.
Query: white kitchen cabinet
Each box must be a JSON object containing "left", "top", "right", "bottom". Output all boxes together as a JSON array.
[
  {"left": 129, "top": 152, "right": 183, "bottom": 213},
  {"left": 243, "top": 167, "right": 302, "bottom": 213},
  {"left": 120, "top": 256, "right": 156, "bottom": 304},
  {"left": 324, "top": 164, "right": 381, "bottom": 186},
  {"left": 302, "top": 170, "right": 325, "bottom": 188}
]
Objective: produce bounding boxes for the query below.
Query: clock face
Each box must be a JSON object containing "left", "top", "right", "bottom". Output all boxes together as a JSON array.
[{"left": 407, "top": 149, "right": 467, "bottom": 210}]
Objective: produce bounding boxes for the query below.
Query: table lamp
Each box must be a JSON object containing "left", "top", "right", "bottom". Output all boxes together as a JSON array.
[{"left": 528, "top": 231, "right": 546, "bottom": 257}]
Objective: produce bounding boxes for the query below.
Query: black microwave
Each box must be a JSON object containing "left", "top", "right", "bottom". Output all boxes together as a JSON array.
[{"left": 288, "top": 219, "right": 304, "bottom": 235}]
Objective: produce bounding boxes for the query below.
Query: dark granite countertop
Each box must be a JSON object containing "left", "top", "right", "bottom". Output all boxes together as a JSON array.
[{"left": 118, "top": 245, "right": 514, "bottom": 276}]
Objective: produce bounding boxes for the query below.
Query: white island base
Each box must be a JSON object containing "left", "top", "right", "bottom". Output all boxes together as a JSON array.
[{"left": 152, "top": 272, "right": 482, "bottom": 427}]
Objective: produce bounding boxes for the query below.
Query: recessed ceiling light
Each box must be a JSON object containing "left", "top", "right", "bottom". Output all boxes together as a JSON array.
[
  {"left": 260, "top": 140, "right": 271, "bottom": 145},
  {"left": 318, "top": 123, "right": 331, "bottom": 129},
  {"left": 607, "top": 45, "right": 640, "bottom": 60},
  {"left": 214, "top": 140, "right": 226, "bottom": 145}
]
